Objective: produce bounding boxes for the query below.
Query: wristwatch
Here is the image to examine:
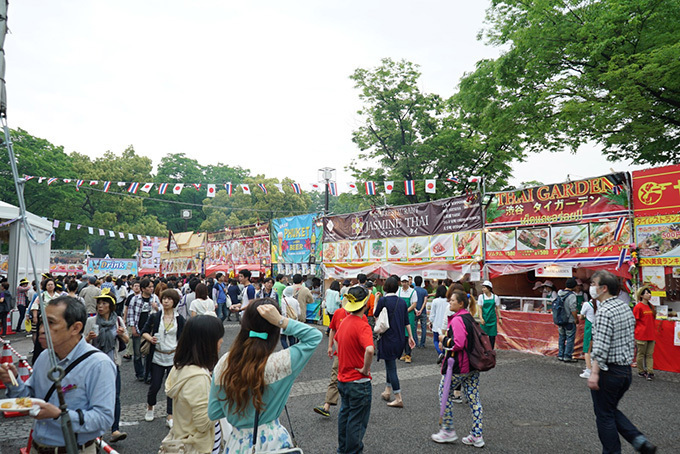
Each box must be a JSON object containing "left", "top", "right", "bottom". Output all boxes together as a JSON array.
[{"left": 278, "top": 317, "right": 286, "bottom": 326}]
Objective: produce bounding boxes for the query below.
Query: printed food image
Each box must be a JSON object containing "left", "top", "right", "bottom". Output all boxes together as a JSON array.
[
  {"left": 486, "top": 230, "right": 516, "bottom": 251},
  {"left": 456, "top": 231, "right": 481, "bottom": 256},
  {"left": 389, "top": 245, "right": 400, "bottom": 255},
  {"left": 409, "top": 242, "right": 424, "bottom": 255},
  {"left": 337, "top": 242, "right": 351, "bottom": 260},
  {"left": 517, "top": 228, "right": 548, "bottom": 250},
  {"left": 552, "top": 225, "right": 588, "bottom": 249},
  {"left": 353, "top": 241, "right": 366, "bottom": 259},
  {"left": 590, "top": 220, "right": 631, "bottom": 247},
  {"left": 637, "top": 224, "right": 680, "bottom": 257},
  {"left": 430, "top": 234, "right": 453, "bottom": 256},
  {"left": 432, "top": 242, "right": 446, "bottom": 255},
  {"left": 324, "top": 243, "right": 336, "bottom": 261},
  {"left": 371, "top": 240, "right": 385, "bottom": 257}
]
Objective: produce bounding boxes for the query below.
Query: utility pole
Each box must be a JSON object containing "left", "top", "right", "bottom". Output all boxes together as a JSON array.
[{"left": 318, "top": 167, "right": 336, "bottom": 215}]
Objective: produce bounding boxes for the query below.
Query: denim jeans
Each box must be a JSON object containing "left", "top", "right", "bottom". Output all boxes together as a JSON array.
[
  {"left": 216, "top": 302, "right": 228, "bottom": 322},
  {"left": 337, "top": 380, "right": 371, "bottom": 454},
  {"left": 433, "top": 332, "right": 442, "bottom": 355},
  {"left": 415, "top": 311, "right": 428, "bottom": 347},
  {"left": 113, "top": 367, "right": 121, "bottom": 432},
  {"left": 384, "top": 359, "right": 400, "bottom": 394},
  {"left": 280, "top": 335, "right": 298, "bottom": 349},
  {"left": 590, "top": 365, "right": 644, "bottom": 453},
  {"left": 558, "top": 323, "right": 576, "bottom": 359},
  {"left": 16, "top": 305, "right": 26, "bottom": 332}
]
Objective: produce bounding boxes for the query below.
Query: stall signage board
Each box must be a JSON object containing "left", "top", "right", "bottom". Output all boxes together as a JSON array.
[
  {"left": 632, "top": 164, "right": 680, "bottom": 217},
  {"left": 422, "top": 269, "right": 448, "bottom": 280},
  {"left": 535, "top": 265, "right": 573, "bottom": 278},
  {"left": 323, "top": 195, "right": 482, "bottom": 264},
  {"left": 139, "top": 237, "right": 161, "bottom": 272},
  {"left": 634, "top": 215, "right": 680, "bottom": 266},
  {"left": 204, "top": 235, "right": 270, "bottom": 269},
  {"left": 486, "top": 173, "right": 629, "bottom": 229},
  {"left": 161, "top": 257, "right": 201, "bottom": 275},
  {"left": 270, "top": 213, "right": 322, "bottom": 264},
  {"left": 50, "top": 250, "right": 87, "bottom": 274},
  {"left": 87, "top": 258, "right": 138, "bottom": 275}
]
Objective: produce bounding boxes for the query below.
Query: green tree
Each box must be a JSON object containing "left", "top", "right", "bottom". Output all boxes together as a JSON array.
[{"left": 476, "top": 0, "right": 680, "bottom": 164}]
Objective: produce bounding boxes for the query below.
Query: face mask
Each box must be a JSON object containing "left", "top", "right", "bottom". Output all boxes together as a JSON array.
[{"left": 589, "top": 285, "right": 600, "bottom": 299}]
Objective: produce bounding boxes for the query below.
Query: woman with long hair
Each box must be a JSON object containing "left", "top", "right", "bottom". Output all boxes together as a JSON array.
[
  {"left": 633, "top": 286, "right": 657, "bottom": 380},
  {"left": 208, "top": 298, "right": 321, "bottom": 452},
  {"left": 190, "top": 283, "right": 217, "bottom": 317},
  {"left": 84, "top": 289, "right": 129, "bottom": 443},
  {"left": 164, "top": 315, "right": 225, "bottom": 453},
  {"left": 374, "top": 276, "right": 416, "bottom": 408}
]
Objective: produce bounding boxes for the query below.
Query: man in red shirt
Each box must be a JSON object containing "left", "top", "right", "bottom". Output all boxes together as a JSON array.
[{"left": 335, "top": 286, "right": 374, "bottom": 454}]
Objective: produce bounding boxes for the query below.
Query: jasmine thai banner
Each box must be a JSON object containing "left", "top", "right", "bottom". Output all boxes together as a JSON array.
[{"left": 270, "top": 213, "right": 322, "bottom": 264}]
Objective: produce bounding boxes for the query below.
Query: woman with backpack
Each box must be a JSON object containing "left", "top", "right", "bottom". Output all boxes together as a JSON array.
[{"left": 432, "top": 290, "right": 485, "bottom": 448}]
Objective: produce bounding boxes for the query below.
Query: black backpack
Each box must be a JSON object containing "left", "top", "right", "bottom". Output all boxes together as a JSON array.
[
  {"left": 460, "top": 313, "right": 496, "bottom": 372},
  {"left": 552, "top": 291, "right": 573, "bottom": 326}
]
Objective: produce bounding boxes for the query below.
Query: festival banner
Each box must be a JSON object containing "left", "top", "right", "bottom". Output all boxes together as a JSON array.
[
  {"left": 634, "top": 215, "right": 680, "bottom": 266},
  {"left": 50, "top": 250, "right": 87, "bottom": 274},
  {"left": 632, "top": 164, "right": 680, "bottom": 217},
  {"left": 161, "top": 257, "right": 202, "bottom": 275},
  {"left": 139, "top": 237, "right": 162, "bottom": 274},
  {"left": 486, "top": 173, "right": 629, "bottom": 228},
  {"left": 204, "top": 224, "right": 271, "bottom": 274},
  {"left": 323, "top": 195, "right": 482, "bottom": 264},
  {"left": 86, "top": 258, "right": 138, "bottom": 275},
  {"left": 270, "top": 213, "right": 322, "bottom": 264}
]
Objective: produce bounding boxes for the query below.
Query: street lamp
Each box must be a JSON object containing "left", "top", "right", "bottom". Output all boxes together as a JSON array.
[{"left": 318, "top": 167, "right": 336, "bottom": 215}]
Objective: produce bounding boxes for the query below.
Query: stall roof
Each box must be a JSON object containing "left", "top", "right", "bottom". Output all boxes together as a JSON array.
[{"left": 0, "top": 200, "right": 52, "bottom": 231}]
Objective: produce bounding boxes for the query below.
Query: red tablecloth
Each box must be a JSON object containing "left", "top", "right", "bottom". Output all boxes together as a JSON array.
[{"left": 496, "top": 311, "right": 680, "bottom": 373}]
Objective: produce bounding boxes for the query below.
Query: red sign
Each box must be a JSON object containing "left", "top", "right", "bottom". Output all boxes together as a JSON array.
[
  {"left": 487, "top": 174, "right": 629, "bottom": 228},
  {"left": 632, "top": 164, "right": 680, "bottom": 217}
]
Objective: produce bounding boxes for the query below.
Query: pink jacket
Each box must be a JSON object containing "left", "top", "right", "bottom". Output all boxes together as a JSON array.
[{"left": 446, "top": 309, "right": 470, "bottom": 374}]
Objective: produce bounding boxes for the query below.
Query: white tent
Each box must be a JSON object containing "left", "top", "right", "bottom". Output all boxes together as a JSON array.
[{"left": 0, "top": 200, "right": 52, "bottom": 290}]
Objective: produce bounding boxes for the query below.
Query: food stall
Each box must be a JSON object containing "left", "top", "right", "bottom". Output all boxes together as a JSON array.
[
  {"left": 204, "top": 224, "right": 270, "bottom": 279},
  {"left": 270, "top": 213, "right": 323, "bottom": 320},
  {"left": 484, "top": 173, "right": 633, "bottom": 357},
  {"left": 632, "top": 163, "right": 680, "bottom": 373},
  {"left": 138, "top": 237, "right": 162, "bottom": 276},
  {"left": 160, "top": 231, "right": 205, "bottom": 276},
  {"left": 322, "top": 194, "right": 483, "bottom": 283}
]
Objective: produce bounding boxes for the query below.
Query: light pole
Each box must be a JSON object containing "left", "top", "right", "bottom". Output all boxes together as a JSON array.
[{"left": 318, "top": 167, "right": 336, "bottom": 215}]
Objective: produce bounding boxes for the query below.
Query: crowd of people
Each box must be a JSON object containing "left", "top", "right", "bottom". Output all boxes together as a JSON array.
[{"left": 0, "top": 268, "right": 661, "bottom": 453}]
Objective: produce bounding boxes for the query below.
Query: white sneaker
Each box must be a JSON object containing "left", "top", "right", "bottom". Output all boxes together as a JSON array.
[
  {"left": 462, "top": 434, "right": 485, "bottom": 448},
  {"left": 144, "top": 408, "right": 154, "bottom": 422},
  {"left": 431, "top": 429, "right": 458, "bottom": 443},
  {"left": 165, "top": 418, "right": 173, "bottom": 429},
  {"left": 580, "top": 369, "right": 591, "bottom": 379}
]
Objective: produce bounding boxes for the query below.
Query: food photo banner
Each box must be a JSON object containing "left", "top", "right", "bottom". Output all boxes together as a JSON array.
[
  {"left": 139, "top": 237, "right": 162, "bottom": 274},
  {"left": 323, "top": 194, "right": 482, "bottom": 264},
  {"left": 632, "top": 164, "right": 680, "bottom": 217},
  {"left": 50, "top": 250, "right": 87, "bottom": 274},
  {"left": 486, "top": 173, "right": 630, "bottom": 228},
  {"left": 270, "top": 213, "right": 322, "bottom": 264},
  {"left": 635, "top": 214, "right": 680, "bottom": 266}
]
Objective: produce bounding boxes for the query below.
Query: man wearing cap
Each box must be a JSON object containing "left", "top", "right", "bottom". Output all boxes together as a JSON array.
[
  {"left": 0, "top": 295, "right": 117, "bottom": 453},
  {"left": 557, "top": 278, "right": 580, "bottom": 362},
  {"left": 16, "top": 278, "right": 31, "bottom": 333},
  {"left": 334, "top": 286, "right": 374, "bottom": 454},
  {"left": 397, "top": 275, "right": 418, "bottom": 363},
  {"left": 79, "top": 277, "right": 101, "bottom": 316}
]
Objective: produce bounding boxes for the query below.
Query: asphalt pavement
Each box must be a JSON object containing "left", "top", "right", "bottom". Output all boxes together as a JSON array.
[{"left": 1, "top": 322, "right": 678, "bottom": 454}]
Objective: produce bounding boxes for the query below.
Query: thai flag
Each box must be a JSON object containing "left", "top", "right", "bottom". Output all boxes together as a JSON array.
[
  {"left": 258, "top": 183, "right": 268, "bottom": 194},
  {"left": 193, "top": 184, "right": 202, "bottom": 191},
  {"left": 128, "top": 182, "right": 140, "bottom": 194},
  {"left": 103, "top": 181, "right": 111, "bottom": 192},
  {"left": 622, "top": 279, "right": 632, "bottom": 293},
  {"left": 447, "top": 175, "right": 461, "bottom": 184},
  {"left": 47, "top": 178, "right": 58, "bottom": 185},
  {"left": 75, "top": 180, "right": 84, "bottom": 191},
  {"left": 614, "top": 217, "right": 626, "bottom": 242},
  {"left": 612, "top": 184, "right": 622, "bottom": 195},
  {"left": 224, "top": 183, "right": 233, "bottom": 196},
  {"left": 291, "top": 183, "right": 302, "bottom": 194},
  {"left": 328, "top": 182, "right": 337, "bottom": 196},
  {"left": 615, "top": 246, "right": 628, "bottom": 270},
  {"left": 365, "top": 181, "right": 376, "bottom": 195},
  {"left": 404, "top": 180, "right": 415, "bottom": 195},
  {"left": 24, "top": 175, "right": 35, "bottom": 181},
  {"left": 158, "top": 183, "right": 169, "bottom": 194}
]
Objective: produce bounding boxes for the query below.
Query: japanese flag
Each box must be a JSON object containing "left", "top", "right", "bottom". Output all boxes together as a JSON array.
[
  {"left": 309, "top": 183, "right": 321, "bottom": 191},
  {"left": 468, "top": 175, "right": 481, "bottom": 183},
  {"left": 273, "top": 184, "right": 285, "bottom": 193},
  {"left": 347, "top": 182, "right": 358, "bottom": 194},
  {"left": 207, "top": 184, "right": 216, "bottom": 198},
  {"left": 384, "top": 181, "right": 394, "bottom": 195},
  {"left": 425, "top": 179, "right": 436, "bottom": 194},
  {"left": 173, "top": 183, "right": 184, "bottom": 195},
  {"left": 241, "top": 184, "right": 251, "bottom": 194},
  {"left": 141, "top": 183, "right": 154, "bottom": 193}
]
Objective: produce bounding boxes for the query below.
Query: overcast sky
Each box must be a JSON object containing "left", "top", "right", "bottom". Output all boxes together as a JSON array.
[{"left": 6, "top": 1, "right": 643, "bottom": 190}]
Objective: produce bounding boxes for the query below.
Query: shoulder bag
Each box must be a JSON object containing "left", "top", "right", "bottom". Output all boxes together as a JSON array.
[
  {"left": 251, "top": 406, "right": 303, "bottom": 454},
  {"left": 374, "top": 304, "right": 390, "bottom": 335}
]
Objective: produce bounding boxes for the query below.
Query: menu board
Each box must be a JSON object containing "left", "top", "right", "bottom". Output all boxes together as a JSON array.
[
  {"left": 139, "top": 238, "right": 161, "bottom": 273},
  {"left": 487, "top": 173, "right": 630, "bottom": 228},
  {"left": 635, "top": 215, "right": 680, "bottom": 266},
  {"left": 485, "top": 219, "right": 631, "bottom": 261},
  {"left": 323, "top": 229, "right": 481, "bottom": 263}
]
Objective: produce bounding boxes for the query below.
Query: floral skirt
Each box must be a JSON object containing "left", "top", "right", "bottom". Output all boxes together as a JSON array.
[{"left": 224, "top": 418, "right": 293, "bottom": 454}]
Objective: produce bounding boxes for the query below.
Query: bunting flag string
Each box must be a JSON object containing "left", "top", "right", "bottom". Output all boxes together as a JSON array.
[
  {"left": 46, "top": 215, "right": 163, "bottom": 243},
  {"left": 23, "top": 173, "right": 488, "bottom": 198}
]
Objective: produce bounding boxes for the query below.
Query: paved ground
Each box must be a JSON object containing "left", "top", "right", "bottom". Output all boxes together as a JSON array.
[{"left": 1, "top": 323, "right": 678, "bottom": 454}]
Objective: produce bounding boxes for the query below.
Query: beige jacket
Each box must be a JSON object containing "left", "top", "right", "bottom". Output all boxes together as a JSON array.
[{"left": 165, "top": 365, "right": 214, "bottom": 454}]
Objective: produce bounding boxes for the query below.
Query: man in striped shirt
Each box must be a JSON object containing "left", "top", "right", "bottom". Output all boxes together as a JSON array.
[{"left": 587, "top": 270, "right": 656, "bottom": 454}]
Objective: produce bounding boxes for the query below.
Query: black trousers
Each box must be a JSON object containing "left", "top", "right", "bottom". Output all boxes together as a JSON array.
[{"left": 147, "top": 362, "right": 173, "bottom": 414}]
